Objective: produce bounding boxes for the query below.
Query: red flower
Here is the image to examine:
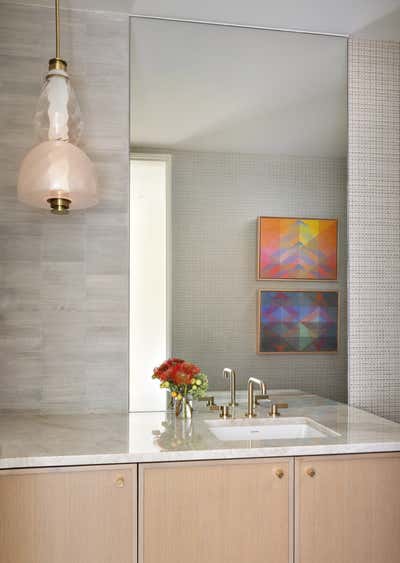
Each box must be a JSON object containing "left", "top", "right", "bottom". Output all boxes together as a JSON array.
[{"left": 153, "top": 358, "right": 200, "bottom": 386}]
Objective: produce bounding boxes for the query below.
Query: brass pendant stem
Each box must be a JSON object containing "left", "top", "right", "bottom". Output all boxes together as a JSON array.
[
  {"left": 55, "top": 0, "right": 61, "bottom": 60},
  {"left": 48, "top": 0, "right": 67, "bottom": 72},
  {"left": 47, "top": 197, "right": 71, "bottom": 214}
]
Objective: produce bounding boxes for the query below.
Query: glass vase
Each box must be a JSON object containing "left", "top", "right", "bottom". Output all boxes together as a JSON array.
[{"left": 175, "top": 396, "right": 193, "bottom": 419}]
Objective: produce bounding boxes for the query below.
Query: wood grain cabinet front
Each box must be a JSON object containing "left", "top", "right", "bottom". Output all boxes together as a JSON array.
[
  {"left": 0, "top": 465, "right": 137, "bottom": 563},
  {"left": 3, "top": 451, "right": 400, "bottom": 563},
  {"left": 295, "top": 453, "right": 400, "bottom": 563},
  {"left": 139, "top": 459, "right": 293, "bottom": 563}
]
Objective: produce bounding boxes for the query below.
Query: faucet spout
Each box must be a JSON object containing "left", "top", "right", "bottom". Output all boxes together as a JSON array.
[
  {"left": 246, "top": 377, "right": 267, "bottom": 418},
  {"left": 223, "top": 368, "right": 238, "bottom": 406}
]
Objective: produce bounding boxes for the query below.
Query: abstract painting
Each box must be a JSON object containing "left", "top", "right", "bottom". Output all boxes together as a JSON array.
[
  {"left": 258, "top": 217, "right": 338, "bottom": 280},
  {"left": 258, "top": 290, "right": 338, "bottom": 354}
]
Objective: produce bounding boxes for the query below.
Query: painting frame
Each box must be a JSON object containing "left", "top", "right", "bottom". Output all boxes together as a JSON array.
[
  {"left": 257, "top": 289, "right": 340, "bottom": 355},
  {"left": 257, "top": 216, "right": 339, "bottom": 281}
]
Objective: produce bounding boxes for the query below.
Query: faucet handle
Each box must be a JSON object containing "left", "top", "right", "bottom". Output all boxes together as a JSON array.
[
  {"left": 269, "top": 403, "right": 289, "bottom": 417},
  {"left": 198, "top": 396, "right": 216, "bottom": 408}
]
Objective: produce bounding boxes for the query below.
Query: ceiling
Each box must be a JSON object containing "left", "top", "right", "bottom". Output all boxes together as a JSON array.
[
  {"left": 131, "top": 18, "right": 347, "bottom": 158},
  {"left": 8, "top": 0, "right": 400, "bottom": 38}
]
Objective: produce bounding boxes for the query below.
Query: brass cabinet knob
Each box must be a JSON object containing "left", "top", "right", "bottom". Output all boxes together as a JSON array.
[
  {"left": 305, "top": 467, "right": 316, "bottom": 478},
  {"left": 275, "top": 468, "right": 285, "bottom": 479},
  {"left": 115, "top": 476, "right": 125, "bottom": 488}
]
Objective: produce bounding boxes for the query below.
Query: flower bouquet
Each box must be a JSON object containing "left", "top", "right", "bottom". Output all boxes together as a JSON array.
[{"left": 152, "top": 358, "right": 208, "bottom": 418}]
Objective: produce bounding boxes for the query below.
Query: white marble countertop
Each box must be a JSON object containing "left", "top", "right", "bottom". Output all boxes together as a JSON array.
[{"left": 1, "top": 391, "right": 400, "bottom": 469}]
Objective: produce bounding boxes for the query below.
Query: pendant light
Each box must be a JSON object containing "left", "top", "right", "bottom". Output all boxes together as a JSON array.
[{"left": 17, "top": 0, "right": 98, "bottom": 214}]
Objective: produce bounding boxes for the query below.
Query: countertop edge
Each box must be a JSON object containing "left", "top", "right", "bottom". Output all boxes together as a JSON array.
[{"left": 2, "top": 441, "right": 400, "bottom": 470}]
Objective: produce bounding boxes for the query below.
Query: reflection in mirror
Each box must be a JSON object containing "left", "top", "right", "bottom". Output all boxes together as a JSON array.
[{"left": 130, "top": 17, "right": 348, "bottom": 411}]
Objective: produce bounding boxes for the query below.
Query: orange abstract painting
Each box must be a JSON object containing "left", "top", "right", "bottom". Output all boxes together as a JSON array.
[{"left": 258, "top": 217, "right": 338, "bottom": 280}]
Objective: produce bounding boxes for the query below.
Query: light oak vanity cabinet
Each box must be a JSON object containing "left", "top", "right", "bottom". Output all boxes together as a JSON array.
[
  {"left": 0, "top": 465, "right": 137, "bottom": 563},
  {"left": 139, "top": 453, "right": 400, "bottom": 563},
  {"left": 295, "top": 453, "right": 400, "bottom": 563},
  {"left": 1, "top": 453, "right": 400, "bottom": 563},
  {"left": 140, "top": 458, "right": 292, "bottom": 563}
]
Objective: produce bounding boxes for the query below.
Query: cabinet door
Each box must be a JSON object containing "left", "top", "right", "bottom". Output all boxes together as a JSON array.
[
  {"left": 140, "top": 458, "right": 292, "bottom": 563},
  {"left": 0, "top": 464, "right": 137, "bottom": 563},
  {"left": 296, "top": 453, "right": 400, "bottom": 563}
]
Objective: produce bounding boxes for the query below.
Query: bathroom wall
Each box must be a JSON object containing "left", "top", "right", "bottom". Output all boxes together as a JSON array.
[
  {"left": 1, "top": 3, "right": 399, "bottom": 418},
  {"left": 348, "top": 39, "right": 400, "bottom": 422},
  {"left": 0, "top": 3, "right": 129, "bottom": 412},
  {"left": 172, "top": 150, "right": 348, "bottom": 401}
]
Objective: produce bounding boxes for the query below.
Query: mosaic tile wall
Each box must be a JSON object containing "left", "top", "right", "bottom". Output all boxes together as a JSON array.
[
  {"left": 172, "top": 151, "right": 348, "bottom": 401},
  {"left": 348, "top": 39, "right": 400, "bottom": 422}
]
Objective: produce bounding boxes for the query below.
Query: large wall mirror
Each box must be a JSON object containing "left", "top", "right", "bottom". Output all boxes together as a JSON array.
[{"left": 129, "top": 16, "right": 348, "bottom": 411}]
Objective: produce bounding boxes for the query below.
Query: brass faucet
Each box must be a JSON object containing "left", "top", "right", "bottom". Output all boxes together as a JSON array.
[
  {"left": 245, "top": 377, "right": 267, "bottom": 418},
  {"left": 223, "top": 368, "right": 238, "bottom": 406}
]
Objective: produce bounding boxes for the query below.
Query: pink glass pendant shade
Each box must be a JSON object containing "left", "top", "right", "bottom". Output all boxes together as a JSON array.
[
  {"left": 17, "top": 0, "right": 98, "bottom": 213},
  {"left": 18, "top": 64, "right": 97, "bottom": 212},
  {"left": 17, "top": 141, "right": 98, "bottom": 211}
]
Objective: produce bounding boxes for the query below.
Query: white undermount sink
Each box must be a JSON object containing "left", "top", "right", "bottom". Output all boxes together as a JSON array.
[{"left": 206, "top": 417, "right": 340, "bottom": 442}]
